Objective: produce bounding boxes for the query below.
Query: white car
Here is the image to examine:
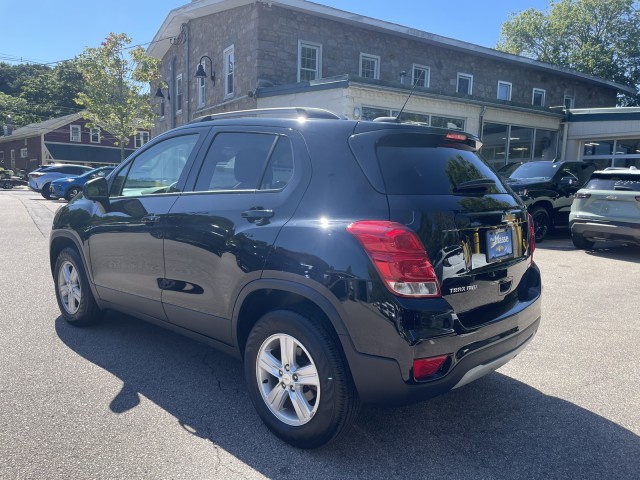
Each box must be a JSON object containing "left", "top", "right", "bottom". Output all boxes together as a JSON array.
[
  {"left": 569, "top": 166, "right": 640, "bottom": 249},
  {"left": 28, "top": 164, "right": 93, "bottom": 199}
]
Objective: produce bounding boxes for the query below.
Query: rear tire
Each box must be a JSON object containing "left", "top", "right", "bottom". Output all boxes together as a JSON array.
[
  {"left": 531, "top": 206, "right": 551, "bottom": 242},
  {"left": 65, "top": 186, "right": 81, "bottom": 201},
  {"left": 41, "top": 183, "right": 52, "bottom": 199},
  {"left": 54, "top": 247, "right": 102, "bottom": 326},
  {"left": 244, "top": 310, "right": 359, "bottom": 449},
  {"left": 2, "top": 181, "right": 13, "bottom": 189},
  {"left": 572, "top": 234, "right": 595, "bottom": 250}
]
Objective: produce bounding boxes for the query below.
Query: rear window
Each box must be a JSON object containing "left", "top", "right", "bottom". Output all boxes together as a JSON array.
[
  {"left": 372, "top": 133, "right": 506, "bottom": 195},
  {"left": 584, "top": 173, "right": 640, "bottom": 192}
]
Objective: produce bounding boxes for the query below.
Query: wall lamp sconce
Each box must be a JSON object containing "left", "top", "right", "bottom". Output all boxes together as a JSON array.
[
  {"left": 155, "top": 80, "right": 170, "bottom": 100},
  {"left": 195, "top": 55, "right": 215, "bottom": 85}
]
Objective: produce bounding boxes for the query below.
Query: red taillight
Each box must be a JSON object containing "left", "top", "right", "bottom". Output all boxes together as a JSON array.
[
  {"left": 445, "top": 133, "right": 467, "bottom": 141},
  {"left": 527, "top": 213, "right": 536, "bottom": 262},
  {"left": 29, "top": 172, "right": 44, "bottom": 178},
  {"left": 413, "top": 355, "right": 448, "bottom": 380},
  {"left": 347, "top": 220, "right": 440, "bottom": 297}
]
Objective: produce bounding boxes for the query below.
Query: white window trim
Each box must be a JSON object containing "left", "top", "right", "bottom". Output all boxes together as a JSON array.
[
  {"left": 497, "top": 81, "right": 512, "bottom": 101},
  {"left": 359, "top": 53, "right": 381, "bottom": 80},
  {"left": 532, "top": 88, "right": 546, "bottom": 106},
  {"left": 135, "top": 131, "right": 150, "bottom": 149},
  {"left": 224, "top": 45, "right": 235, "bottom": 99},
  {"left": 176, "top": 73, "right": 183, "bottom": 114},
  {"left": 11, "top": 150, "right": 15, "bottom": 161},
  {"left": 412, "top": 64, "right": 430, "bottom": 88},
  {"left": 90, "top": 128, "right": 101, "bottom": 144},
  {"left": 197, "top": 76, "right": 206, "bottom": 108},
  {"left": 457, "top": 73, "right": 473, "bottom": 95},
  {"left": 70, "top": 125, "right": 81, "bottom": 142},
  {"left": 297, "top": 40, "right": 322, "bottom": 82},
  {"left": 20, "top": 148, "right": 28, "bottom": 158},
  {"left": 564, "top": 95, "right": 575, "bottom": 109}
]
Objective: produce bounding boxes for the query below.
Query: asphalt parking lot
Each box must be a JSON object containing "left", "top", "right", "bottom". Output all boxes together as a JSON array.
[{"left": 1, "top": 187, "right": 639, "bottom": 480}]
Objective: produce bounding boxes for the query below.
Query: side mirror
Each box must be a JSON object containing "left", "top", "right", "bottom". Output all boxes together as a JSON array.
[{"left": 84, "top": 176, "right": 109, "bottom": 202}]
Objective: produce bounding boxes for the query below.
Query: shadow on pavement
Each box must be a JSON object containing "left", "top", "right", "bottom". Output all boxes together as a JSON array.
[{"left": 55, "top": 311, "right": 639, "bottom": 480}]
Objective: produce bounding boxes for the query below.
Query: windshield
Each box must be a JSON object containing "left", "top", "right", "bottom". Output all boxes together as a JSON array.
[{"left": 508, "top": 162, "right": 559, "bottom": 181}]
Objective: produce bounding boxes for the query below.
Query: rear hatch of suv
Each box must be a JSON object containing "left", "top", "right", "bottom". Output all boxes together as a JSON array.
[
  {"left": 573, "top": 169, "right": 640, "bottom": 224},
  {"left": 349, "top": 125, "right": 535, "bottom": 330}
]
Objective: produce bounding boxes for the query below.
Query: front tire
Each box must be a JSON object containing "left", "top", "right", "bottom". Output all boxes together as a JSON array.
[
  {"left": 244, "top": 310, "right": 359, "bottom": 449},
  {"left": 41, "top": 183, "right": 52, "bottom": 199},
  {"left": 2, "top": 181, "right": 13, "bottom": 189},
  {"left": 54, "top": 247, "right": 101, "bottom": 325},
  {"left": 531, "top": 206, "right": 551, "bottom": 242}
]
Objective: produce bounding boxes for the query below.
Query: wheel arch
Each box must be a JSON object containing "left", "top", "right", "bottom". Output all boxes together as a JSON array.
[{"left": 233, "top": 279, "right": 348, "bottom": 357}]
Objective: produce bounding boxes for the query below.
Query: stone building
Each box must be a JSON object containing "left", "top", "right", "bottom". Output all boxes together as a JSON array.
[{"left": 148, "top": 0, "right": 635, "bottom": 169}]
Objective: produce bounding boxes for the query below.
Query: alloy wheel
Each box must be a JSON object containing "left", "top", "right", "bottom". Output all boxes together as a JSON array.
[
  {"left": 256, "top": 333, "right": 321, "bottom": 426},
  {"left": 57, "top": 261, "right": 81, "bottom": 315}
]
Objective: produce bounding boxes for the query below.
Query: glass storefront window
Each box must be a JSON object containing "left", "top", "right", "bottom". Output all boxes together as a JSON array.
[
  {"left": 583, "top": 141, "right": 613, "bottom": 156},
  {"left": 615, "top": 139, "right": 640, "bottom": 155},
  {"left": 508, "top": 127, "right": 534, "bottom": 160},
  {"left": 480, "top": 123, "right": 508, "bottom": 169},
  {"left": 533, "top": 129, "right": 558, "bottom": 161},
  {"left": 431, "top": 115, "right": 465, "bottom": 130}
]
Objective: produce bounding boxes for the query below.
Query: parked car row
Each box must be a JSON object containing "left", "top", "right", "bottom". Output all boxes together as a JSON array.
[{"left": 27, "top": 164, "right": 114, "bottom": 200}]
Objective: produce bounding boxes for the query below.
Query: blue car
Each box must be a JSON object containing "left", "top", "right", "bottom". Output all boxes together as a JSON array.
[{"left": 49, "top": 166, "right": 115, "bottom": 201}]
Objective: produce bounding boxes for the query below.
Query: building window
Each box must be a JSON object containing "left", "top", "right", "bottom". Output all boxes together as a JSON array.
[
  {"left": 360, "top": 53, "right": 380, "bottom": 80},
  {"left": 497, "top": 81, "right": 512, "bottom": 101},
  {"left": 11, "top": 150, "right": 15, "bottom": 161},
  {"left": 564, "top": 95, "right": 575, "bottom": 109},
  {"left": 197, "top": 76, "right": 206, "bottom": 108},
  {"left": 582, "top": 138, "right": 640, "bottom": 169},
  {"left": 135, "top": 131, "right": 150, "bottom": 149},
  {"left": 160, "top": 98, "right": 165, "bottom": 118},
  {"left": 412, "top": 64, "right": 430, "bottom": 87},
  {"left": 90, "top": 128, "right": 101, "bottom": 143},
  {"left": 481, "top": 122, "right": 559, "bottom": 169},
  {"left": 532, "top": 88, "right": 546, "bottom": 106},
  {"left": 176, "top": 73, "right": 183, "bottom": 113},
  {"left": 457, "top": 73, "right": 473, "bottom": 95},
  {"left": 20, "top": 148, "right": 28, "bottom": 158},
  {"left": 298, "top": 41, "right": 322, "bottom": 82},
  {"left": 224, "top": 45, "right": 234, "bottom": 98},
  {"left": 70, "top": 125, "right": 81, "bottom": 142}
]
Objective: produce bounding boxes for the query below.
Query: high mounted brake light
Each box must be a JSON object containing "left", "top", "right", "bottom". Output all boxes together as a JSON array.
[
  {"left": 347, "top": 221, "right": 441, "bottom": 298},
  {"left": 445, "top": 133, "right": 467, "bottom": 141}
]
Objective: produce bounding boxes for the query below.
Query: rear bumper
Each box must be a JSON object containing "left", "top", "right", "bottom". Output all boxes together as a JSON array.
[
  {"left": 571, "top": 219, "right": 640, "bottom": 246},
  {"left": 339, "top": 292, "right": 541, "bottom": 406}
]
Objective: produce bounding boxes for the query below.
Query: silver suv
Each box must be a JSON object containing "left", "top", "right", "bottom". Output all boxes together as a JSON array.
[{"left": 569, "top": 167, "right": 640, "bottom": 249}]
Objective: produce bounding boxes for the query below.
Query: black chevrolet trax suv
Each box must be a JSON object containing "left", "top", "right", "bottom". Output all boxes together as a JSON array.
[{"left": 50, "top": 108, "right": 542, "bottom": 448}]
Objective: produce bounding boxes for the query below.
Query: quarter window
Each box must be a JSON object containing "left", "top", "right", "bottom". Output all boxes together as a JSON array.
[
  {"left": 532, "top": 88, "right": 546, "bottom": 106},
  {"left": 194, "top": 132, "right": 293, "bottom": 192},
  {"left": 360, "top": 53, "right": 380, "bottom": 80},
  {"left": 298, "top": 41, "right": 322, "bottom": 82},
  {"left": 70, "top": 125, "right": 81, "bottom": 142},
  {"left": 224, "top": 45, "right": 234, "bottom": 97},
  {"left": 497, "top": 81, "right": 512, "bottom": 101},
  {"left": 412, "top": 64, "right": 429, "bottom": 88},
  {"left": 113, "top": 134, "right": 199, "bottom": 197},
  {"left": 457, "top": 73, "right": 473, "bottom": 95}
]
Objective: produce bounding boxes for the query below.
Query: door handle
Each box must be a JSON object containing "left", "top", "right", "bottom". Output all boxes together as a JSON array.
[
  {"left": 242, "top": 208, "right": 274, "bottom": 225},
  {"left": 142, "top": 214, "right": 161, "bottom": 223}
]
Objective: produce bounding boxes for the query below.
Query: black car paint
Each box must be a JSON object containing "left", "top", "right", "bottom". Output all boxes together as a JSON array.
[{"left": 50, "top": 117, "right": 541, "bottom": 406}]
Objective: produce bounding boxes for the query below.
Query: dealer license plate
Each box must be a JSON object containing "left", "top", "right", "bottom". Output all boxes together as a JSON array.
[{"left": 486, "top": 228, "right": 513, "bottom": 262}]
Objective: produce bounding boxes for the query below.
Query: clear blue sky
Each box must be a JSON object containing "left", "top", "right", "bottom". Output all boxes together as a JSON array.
[{"left": 0, "top": 0, "right": 551, "bottom": 65}]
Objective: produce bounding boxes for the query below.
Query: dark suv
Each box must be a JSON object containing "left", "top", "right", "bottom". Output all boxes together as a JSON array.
[
  {"left": 50, "top": 108, "right": 541, "bottom": 448},
  {"left": 505, "top": 160, "right": 596, "bottom": 241}
]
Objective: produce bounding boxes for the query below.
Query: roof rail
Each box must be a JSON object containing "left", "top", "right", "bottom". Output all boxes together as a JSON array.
[{"left": 193, "top": 107, "right": 343, "bottom": 123}]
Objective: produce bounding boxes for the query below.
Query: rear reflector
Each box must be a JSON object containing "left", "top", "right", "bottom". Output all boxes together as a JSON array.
[
  {"left": 347, "top": 221, "right": 440, "bottom": 297},
  {"left": 413, "top": 355, "right": 448, "bottom": 380}
]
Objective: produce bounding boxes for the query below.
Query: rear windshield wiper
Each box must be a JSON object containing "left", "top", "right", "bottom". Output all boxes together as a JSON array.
[{"left": 454, "top": 178, "right": 496, "bottom": 192}]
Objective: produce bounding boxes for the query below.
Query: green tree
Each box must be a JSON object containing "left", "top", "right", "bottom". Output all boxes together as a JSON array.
[
  {"left": 0, "top": 92, "right": 40, "bottom": 129},
  {"left": 497, "top": 0, "right": 640, "bottom": 105},
  {"left": 75, "top": 33, "right": 160, "bottom": 160}
]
